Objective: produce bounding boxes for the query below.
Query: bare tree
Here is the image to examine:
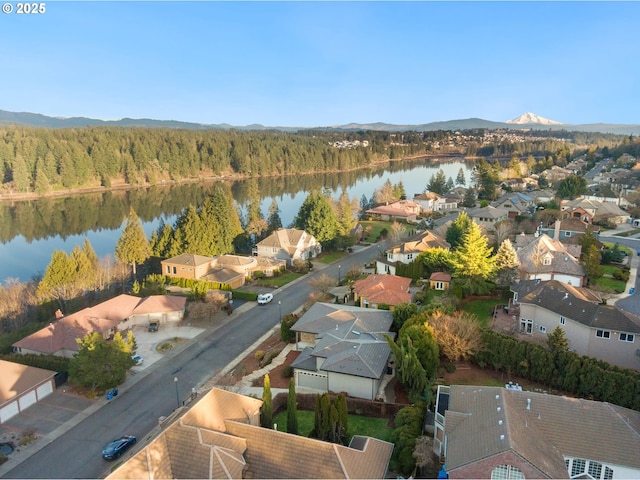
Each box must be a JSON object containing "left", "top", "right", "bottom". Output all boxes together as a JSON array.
[{"left": 425, "top": 311, "right": 483, "bottom": 362}]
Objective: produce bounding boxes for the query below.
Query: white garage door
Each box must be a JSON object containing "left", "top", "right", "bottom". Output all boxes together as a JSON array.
[
  {"left": 0, "top": 400, "right": 20, "bottom": 423},
  {"left": 296, "top": 371, "right": 327, "bottom": 391},
  {"left": 18, "top": 390, "right": 37, "bottom": 410},
  {"left": 36, "top": 381, "right": 53, "bottom": 400}
]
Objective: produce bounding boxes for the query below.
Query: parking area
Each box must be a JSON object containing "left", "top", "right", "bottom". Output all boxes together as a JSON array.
[{"left": 0, "top": 322, "right": 205, "bottom": 461}]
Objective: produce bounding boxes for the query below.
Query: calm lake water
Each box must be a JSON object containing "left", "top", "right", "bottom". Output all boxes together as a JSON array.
[{"left": 0, "top": 159, "right": 472, "bottom": 283}]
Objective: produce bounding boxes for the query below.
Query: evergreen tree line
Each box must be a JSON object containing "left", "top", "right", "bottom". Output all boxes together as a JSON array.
[
  {"left": 475, "top": 329, "right": 640, "bottom": 411},
  {"left": 1, "top": 126, "right": 626, "bottom": 195}
]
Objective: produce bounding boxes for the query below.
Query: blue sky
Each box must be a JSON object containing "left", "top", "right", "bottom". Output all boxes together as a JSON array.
[{"left": 1, "top": 1, "right": 638, "bottom": 126}]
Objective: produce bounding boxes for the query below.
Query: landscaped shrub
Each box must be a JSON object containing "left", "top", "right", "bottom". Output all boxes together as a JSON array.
[
  {"left": 280, "top": 313, "right": 298, "bottom": 342},
  {"left": 281, "top": 365, "right": 294, "bottom": 378},
  {"left": 230, "top": 289, "right": 258, "bottom": 301},
  {"left": 254, "top": 350, "right": 266, "bottom": 363},
  {"left": 613, "top": 269, "right": 630, "bottom": 282},
  {"left": 253, "top": 271, "right": 265, "bottom": 279}
]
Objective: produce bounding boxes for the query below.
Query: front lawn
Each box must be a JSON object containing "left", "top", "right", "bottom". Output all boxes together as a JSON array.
[
  {"left": 591, "top": 276, "right": 626, "bottom": 293},
  {"left": 359, "top": 220, "right": 395, "bottom": 243},
  {"left": 255, "top": 272, "right": 302, "bottom": 287},
  {"left": 317, "top": 251, "right": 347, "bottom": 264},
  {"left": 272, "top": 409, "right": 394, "bottom": 443},
  {"left": 460, "top": 298, "right": 502, "bottom": 328}
]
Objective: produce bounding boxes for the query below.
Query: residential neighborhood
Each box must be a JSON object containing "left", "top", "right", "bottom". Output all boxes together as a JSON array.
[{"left": 2, "top": 137, "right": 640, "bottom": 480}]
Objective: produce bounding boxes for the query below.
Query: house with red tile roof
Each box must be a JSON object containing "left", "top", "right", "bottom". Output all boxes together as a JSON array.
[
  {"left": 12, "top": 294, "right": 186, "bottom": 357},
  {"left": 351, "top": 274, "right": 412, "bottom": 309}
]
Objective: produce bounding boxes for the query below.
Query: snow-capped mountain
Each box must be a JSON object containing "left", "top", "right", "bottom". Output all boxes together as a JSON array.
[{"left": 506, "top": 112, "right": 563, "bottom": 125}]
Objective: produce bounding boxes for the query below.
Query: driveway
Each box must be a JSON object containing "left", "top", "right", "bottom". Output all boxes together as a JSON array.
[{"left": 0, "top": 322, "right": 205, "bottom": 473}]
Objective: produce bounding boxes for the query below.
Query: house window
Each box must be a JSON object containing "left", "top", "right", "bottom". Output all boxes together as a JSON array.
[
  {"left": 539, "top": 325, "right": 547, "bottom": 333},
  {"left": 588, "top": 461, "right": 602, "bottom": 479},
  {"left": 491, "top": 465, "right": 524, "bottom": 480},
  {"left": 520, "top": 318, "right": 533, "bottom": 334},
  {"left": 596, "top": 329, "right": 611, "bottom": 339},
  {"left": 604, "top": 467, "right": 614, "bottom": 480},
  {"left": 619, "top": 333, "right": 635, "bottom": 343},
  {"left": 542, "top": 256, "right": 552, "bottom": 266},
  {"left": 560, "top": 316, "right": 566, "bottom": 325},
  {"left": 166, "top": 265, "right": 171, "bottom": 274},
  {"left": 571, "top": 458, "right": 586, "bottom": 477},
  {"left": 407, "top": 253, "right": 413, "bottom": 260},
  {"left": 172, "top": 266, "right": 177, "bottom": 274},
  {"left": 565, "top": 231, "right": 571, "bottom": 237},
  {"left": 436, "top": 281, "right": 444, "bottom": 290}
]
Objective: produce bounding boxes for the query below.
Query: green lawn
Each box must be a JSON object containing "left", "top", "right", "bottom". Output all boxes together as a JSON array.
[
  {"left": 359, "top": 220, "right": 395, "bottom": 243},
  {"left": 601, "top": 241, "right": 633, "bottom": 256},
  {"left": 272, "top": 409, "right": 394, "bottom": 443},
  {"left": 601, "top": 265, "right": 622, "bottom": 276},
  {"left": 591, "top": 276, "right": 626, "bottom": 293},
  {"left": 255, "top": 272, "right": 302, "bottom": 287},
  {"left": 317, "top": 251, "right": 348, "bottom": 264},
  {"left": 460, "top": 298, "right": 503, "bottom": 328},
  {"left": 612, "top": 229, "right": 640, "bottom": 237}
]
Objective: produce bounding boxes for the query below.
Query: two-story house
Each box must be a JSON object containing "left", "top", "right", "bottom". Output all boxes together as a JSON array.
[
  {"left": 433, "top": 384, "right": 640, "bottom": 479},
  {"left": 253, "top": 228, "right": 321, "bottom": 266},
  {"left": 376, "top": 230, "right": 450, "bottom": 275},
  {"left": 511, "top": 279, "right": 640, "bottom": 369}
]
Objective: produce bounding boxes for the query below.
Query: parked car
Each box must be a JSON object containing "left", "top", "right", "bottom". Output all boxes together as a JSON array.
[
  {"left": 257, "top": 293, "right": 274, "bottom": 305},
  {"left": 131, "top": 354, "right": 143, "bottom": 365},
  {"left": 148, "top": 321, "right": 159, "bottom": 332},
  {"left": 102, "top": 435, "right": 136, "bottom": 460}
]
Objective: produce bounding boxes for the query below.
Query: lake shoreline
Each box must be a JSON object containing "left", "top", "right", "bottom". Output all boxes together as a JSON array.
[{"left": 0, "top": 153, "right": 466, "bottom": 203}]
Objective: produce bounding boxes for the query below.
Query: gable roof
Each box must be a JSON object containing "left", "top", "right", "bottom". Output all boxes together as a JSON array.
[
  {"left": 13, "top": 294, "right": 187, "bottom": 354},
  {"left": 386, "top": 230, "right": 450, "bottom": 255},
  {"left": 513, "top": 280, "right": 640, "bottom": 333},
  {"left": 445, "top": 385, "right": 640, "bottom": 476},
  {"left": 0, "top": 360, "right": 55, "bottom": 404},
  {"left": 429, "top": 272, "right": 451, "bottom": 282},
  {"left": 108, "top": 388, "right": 393, "bottom": 479},
  {"left": 256, "top": 228, "right": 317, "bottom": 256},
  {"left": 467, "top": 205, "right": 509, "bottom": 220},
  {"left": 291, "top": 303, "right": 393, "bottom": 336},
  {"left": 352, "top": 274, "right": 412, "bottom": 306},
  {"left": 516, "top": 234, "right": 585, "bottom": 278}
]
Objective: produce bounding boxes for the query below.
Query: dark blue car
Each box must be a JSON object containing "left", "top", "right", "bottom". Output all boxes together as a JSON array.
[{"left": 102, "top": 435, "right": 136, "bottom": 460}]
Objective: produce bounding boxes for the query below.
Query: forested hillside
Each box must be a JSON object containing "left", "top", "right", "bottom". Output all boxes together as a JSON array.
[{"left": 0, "top": 126, "right": 627, "bottom": 196}]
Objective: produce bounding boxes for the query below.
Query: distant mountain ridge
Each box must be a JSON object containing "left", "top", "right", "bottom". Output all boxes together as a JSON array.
[{"left": 1, "top": 109, "right": 638, "bottom": 136}]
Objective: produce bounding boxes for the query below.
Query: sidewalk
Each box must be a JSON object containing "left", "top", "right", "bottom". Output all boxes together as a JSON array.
[{"left": 612, "top": 251, "right": 639, "bottom": 304}]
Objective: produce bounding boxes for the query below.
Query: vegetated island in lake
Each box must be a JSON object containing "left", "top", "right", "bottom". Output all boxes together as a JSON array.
[{"left": 0, "top": 126, "right": 624, "bottom": 201}]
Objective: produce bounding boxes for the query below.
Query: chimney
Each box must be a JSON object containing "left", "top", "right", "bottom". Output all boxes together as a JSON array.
[{"left": 554, "top": 220, "right": 561, "bottom": 240}]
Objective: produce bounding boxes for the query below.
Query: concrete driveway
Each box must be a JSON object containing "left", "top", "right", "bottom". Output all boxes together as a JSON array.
[{"left": 0, "top": 322, "right": 205, "bottom": 473}]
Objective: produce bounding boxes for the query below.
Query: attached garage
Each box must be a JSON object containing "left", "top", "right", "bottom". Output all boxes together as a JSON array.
[
  {"left": 0, "top": 359, "right": 56, "bottom": 424},
  {"left": 295, "top": 370, "right": 328, "bottom": 391}
]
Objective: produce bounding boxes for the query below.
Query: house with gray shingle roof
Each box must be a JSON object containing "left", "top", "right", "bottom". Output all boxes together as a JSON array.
[
  {"left": 290, "top": 303, "right": 394, "bottom": 400},
  {"left": 511, "top": 280, "right": 640, "bottom": 369},
  {"left": 516, "top": 233, "right": 585, "bottom": 287},
  {"left": 253, "top": 228, "right": 321, "bottom": 266},
  {"left": 434, "top": 385, "right": 640, "bottom": 479},
  {"left": 107, "top": 387, "right": 393, "bottom": 479},
  {"left": 376, "top": 229, "right": 450, "bottom": 275}
]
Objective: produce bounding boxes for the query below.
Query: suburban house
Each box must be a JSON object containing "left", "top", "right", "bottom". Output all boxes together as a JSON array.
[
  {"left": 429, "top": 272, "right": 451, "bottom": 291},
  {"left": 365, "top": 200, "right": 421, "bottom": 222},
  {"left": 433, "top": 384, "right": 640, "bottom": 479},
  {"left": 253, "top": 228, "right": 321, "bottom": 266},
  {"left": 538, "top": 218, "right": 597, "bottom": 242},
  {"left": 290, "top": 303, "right": 394, "bottom": 400},
  {"left": 412, "top": 192, "right": 458, "bottom": 212},
  {"left": 491, "top": 192, "right": 535, "bottom": 218},
  {"left": 0, "top": 360, "right": 56, "bottom": 423},
  {"left": 12, "top": 294, "right": 187, "bottom": 357},
  {"left": 376, "top": 230, "right": 450, "bottom": 275},
  {"left": 351, "top": 274, "right": 412, "bottom": 309},
  {"left": 107, "top": 387, "right": 394, "bottom": 479},
  {"left": 511, "top": 280, "right": 640, "bottom": 369},
  {"left": 561, "top": 198, "right": 630, "bottom": 226},
  {"left": 466, "top": 205, "right": 509, "bottom": 230},
  {"left": 516, "top": 234, "right": 585, "bottom": 287},
  {"left": 161, "top": 253, "right": 286, "bottom": 288}
]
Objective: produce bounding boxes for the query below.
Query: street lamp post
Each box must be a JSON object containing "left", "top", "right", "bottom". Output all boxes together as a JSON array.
[
  {"left": 338, "top": 265, "right": 341, "bottom": 285},
  {"left": 174, "top": 376, "right": 180, "bottom": 408},
  {"left": 278, "top": 300, "right": 282, "bottom": 322}
]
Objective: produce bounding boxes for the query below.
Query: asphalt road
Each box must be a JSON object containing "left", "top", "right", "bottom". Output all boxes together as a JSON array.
[{"left": 2, "top": 245, "right": 377, "bottom": 479}]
